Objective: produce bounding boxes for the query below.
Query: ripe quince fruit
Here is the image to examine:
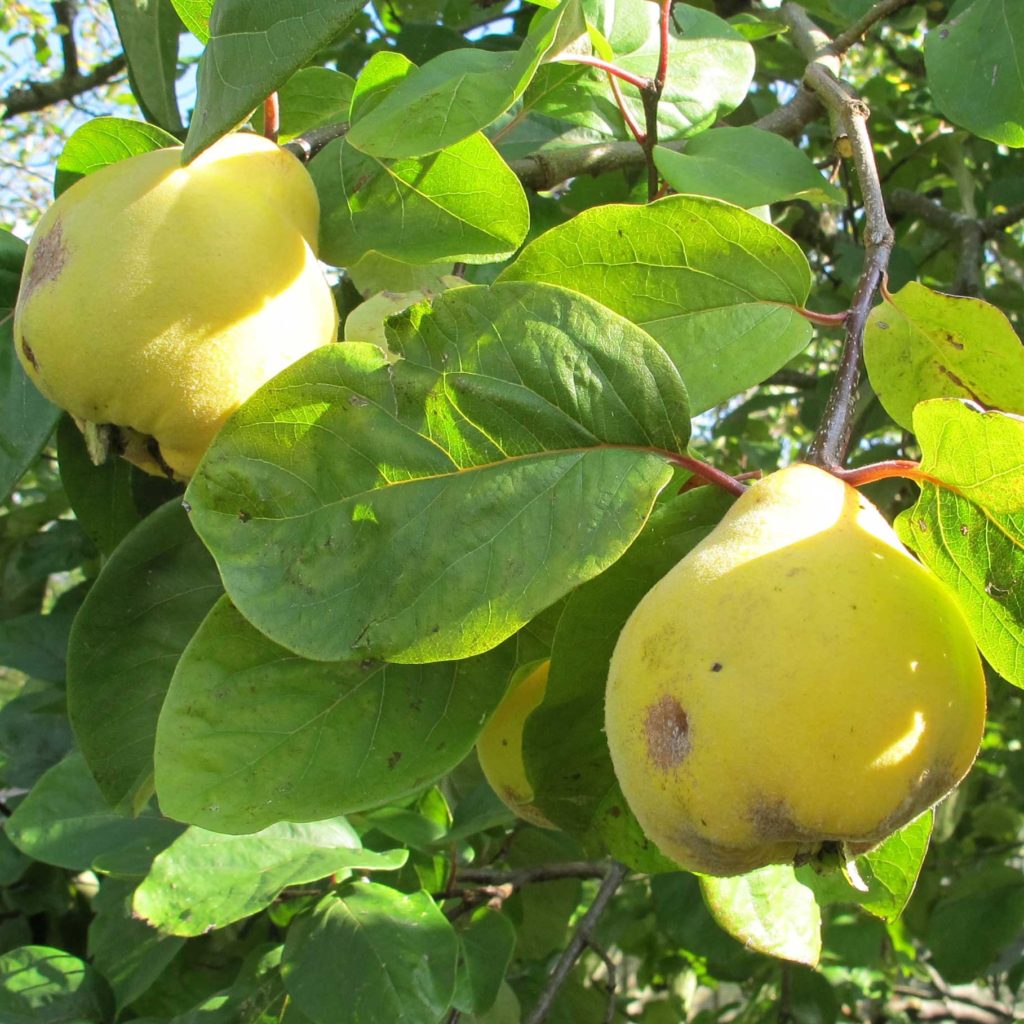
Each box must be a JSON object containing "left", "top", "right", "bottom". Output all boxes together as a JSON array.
[
  {"left": 605, "top": 463, "right": 986, "bottom": 876},
  {"left": 13, "top": 132, "right": 338, "bottom": 480},
  {"left": 477, "top": 661, "right": 556, "bottom": 829}
]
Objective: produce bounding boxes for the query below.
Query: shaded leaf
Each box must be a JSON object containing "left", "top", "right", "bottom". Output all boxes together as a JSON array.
[
  {"left": 499, "top": 195, "right": 812, "bottom": 413},
  {"left": 186, "top": 282, "right": 685, "bottom": 663},
  {"left": 864, "top": 281, "right": 1024, "bottom": 431},
  {"left": 134, "top": 819, "right": 406, "bottom": 937},
  {"left": 453, "top": 909, "right": 517, "bottom": 1015},
  {"left": 700, "top": 864, "right": 822, "bottom": 966},
  {"left": 282, "top": 884, "right": 458, "bottom": 1024},
  {"left": 0, "top": 230, "right": 59, "bottom": 505},
  {"left": 0, "top": 946, "right": 113, "bottom": 1024},
  {"left": 925, "top": 0, "right": 1024, "bottom": 147},
  {"left": 154, "top": 598, "right": 516, "bottom": 832},
  {"left": 88, "top": 879, "right": 185, "bottom": 1012},
  {"left": 926, "top": 864, "right": 1024, "bottom": 982},
  {"left": 264, "top": 67, "right": 355, "bottom": 141},
  {"left": 109, "top": 0, "right": 183, "bottom": 132},
  {"left": 67, "top": 499, "right": 222, "bottom": 813},
  {"left": 184, "top": 0, "right": 364, "bottom": 161},
  {"left": 654, "top": 128, "right": 843, "bottom": 207},
  {"left": 6, "top": 753, "right": 183, "bottom": 873}
]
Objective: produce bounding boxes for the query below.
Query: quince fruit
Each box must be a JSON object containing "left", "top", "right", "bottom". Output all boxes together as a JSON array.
[
  {"left": 477, "top": 661, "right": 556, "bottom": 828},
  {"left": 13, "top": 132, "right": 338, "bottom": 481},
  {"left": 605, "top": 463, "right": 986, "bottom": 876}
]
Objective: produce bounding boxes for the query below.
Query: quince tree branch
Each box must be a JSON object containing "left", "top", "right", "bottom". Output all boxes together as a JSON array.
[
  {"left": 524, "top": 860, "right": 629, "bottom": 1024},
  {"left": 1, "top": 54, "right": 126, "bottom": 120},
  {"left": 776, "top": 2, "right": 895, "bottom": 471}
]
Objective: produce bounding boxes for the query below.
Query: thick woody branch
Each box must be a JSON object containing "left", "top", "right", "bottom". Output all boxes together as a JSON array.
[
  {"left": 777, "top": 3, "right": 894, "bottom": 470},
  {"left": 1, "top": 54, "right": 126, "bottom": 119}
]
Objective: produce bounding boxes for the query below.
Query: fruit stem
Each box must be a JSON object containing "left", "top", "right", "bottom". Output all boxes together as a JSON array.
[{"left": 262, "top": 93, "right": 280, "bottom": 144}]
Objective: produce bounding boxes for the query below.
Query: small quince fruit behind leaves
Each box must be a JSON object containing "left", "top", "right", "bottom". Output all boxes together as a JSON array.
[
  {"left": 606, "top": 463, "right": 985, "bottom": 876},
  {"left": 14, "top": 133, "right": 338, "bottom": 481},
  {"left": 477, "top": 661, "right": 556, "bottom": 829}
]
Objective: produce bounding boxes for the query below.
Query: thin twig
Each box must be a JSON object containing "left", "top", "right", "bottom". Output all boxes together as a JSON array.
[
  {"left": 523, "top": 861, "right": 630, "bottom": 1024},
  {"left": 831, "top": 0, "right": 917, "bottom": 54},
  {"left": 52, "top": 2, "right": 80, "bottom": 80},
  {"left": 455, "top": 862, "right": 609, "bottom": 886},
  {"left": 282, "top": 122, "right": 349, "bottom": 161},
  {"left": 584, "top": 938, "right": 617, "bottom": 1024}
]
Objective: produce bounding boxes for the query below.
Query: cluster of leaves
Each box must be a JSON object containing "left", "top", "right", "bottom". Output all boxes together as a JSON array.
[{"left": 0, "top": 0, "right": 1023, "bottom": 1022}]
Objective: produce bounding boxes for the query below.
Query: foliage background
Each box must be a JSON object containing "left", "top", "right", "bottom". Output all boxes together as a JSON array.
[{"left": 0, "top": 1, "right": 1023, "bottom": 1022}]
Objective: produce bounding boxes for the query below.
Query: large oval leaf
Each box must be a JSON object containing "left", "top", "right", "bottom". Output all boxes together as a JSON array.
[
  {"left": 155, "top": 598, "right": 517, "bottom": 832},
  {"left": 185, "top": 282, "right": 686, "bottom": 663},
  {"left": 67, "top": 499, "right": 222, "bottom": 813},
  {"left": 282, "top": 885, "right": 458, "bottom": 1024},
  {"left": 499, "top": 195, "right": 813, "bottom": 413}
]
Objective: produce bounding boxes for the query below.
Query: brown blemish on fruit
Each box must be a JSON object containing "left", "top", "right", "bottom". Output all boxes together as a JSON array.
[
  {"left": 644, "top": 695, "right": 691, "bottom": 771},
  {"left": 21, "top": 219, "right": 67, "bottom": 301},
  {"left": 20, "top": 337, "right": 39, "bottom": 371}
]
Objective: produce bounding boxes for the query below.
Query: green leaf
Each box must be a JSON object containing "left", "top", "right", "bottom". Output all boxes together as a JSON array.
[
  {"left": 316, "top": 51, "right": 527, "bottom": 267},
  {"left": 0, "top": 230, "right": 59, "bottom": 506},
  {"left": 524, "top": 486, "right": 733, "bottom": 870},
  {"left": 926, "top": 864, "right": 1024, "bottom": 982},
  {"left": 896, "top": 401, "right": 1024, "bottom": 688},
  {"left": 109, "top": 0, "right": 184, "bottom": 132},
  {"left": 864, "top": 281, "right": 1024, "bottom": 430},
  {"left": 311, "top": 133, "right": 529, "bottom": 267},
  {"left": 184, "top": 0, "right": 364, "bottom": 162},
  {"left": 0, "top": 946, "right": 113, "bottom": 1024},
  {"left": 67, "top": 499, "right": 222, "bottom": 813},
  {"left": 453, "top": 909, "right": 517, "bottom": 1015},
  {"left": 186, "top": 282, "right": 685, "bottom": 663},
  {"left": 925, "top": 0, "right": 1024, "bottom": 147},
  {"left": 282, "top": 884, "right": 459, "bottom": 1024},
  {"left": 654, "top": 129, "right": 844, "bottom": 207},
  {"left": 170, "top": 0, "right": 213, "bottom": 43},
  {"left": 5, "top": 753, "right": 183, "bottom": 872},
  {"left": 154, "top": 598, "right": 516, "bottom": 832},
  {"left": 134, "top": 819, "right": 406, "bottom": 937},
  {"left": 914, "top": 398, "right": 1024, "bottom": 512},
  {"left": 54, "top": 116, "right": 179, "bottom": 196},
  {"left": 700, "top": 864, "right": 822, "bottom": 966},
  {"left": 500, "top": 195, "right": 813, "bottom": 413},
  {"left": 345, "top": 0, "right": 585, "bottom": 159},
  {"left": 797, "top": 812, "right": 933, "bottom": 922},
  {"left": 539, "top": 3, "right": 754, "bottom": 142},
  {"left": 0, "top": 583, "right": 82, "bottom": 682},
  {"left": 88, "top": 879, "right": 185, "bottom": 1012}
]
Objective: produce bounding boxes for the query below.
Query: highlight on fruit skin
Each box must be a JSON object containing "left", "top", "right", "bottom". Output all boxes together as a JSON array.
[
  {"left": 605, "top": 462, "right": 987, "bottom": 877},
  {"left": 477, "top": 660, "right": 557, "bottom": 829},
  {"left": 13, "top": 132, "right": 339, "bottom": 481}
]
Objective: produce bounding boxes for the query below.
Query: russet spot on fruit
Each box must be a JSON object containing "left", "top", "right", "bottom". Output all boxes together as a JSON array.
[
  {"left": 605, "top": 463, "right": 986, "bottom": 876},
  {"left": 477, "top": 660, "right": 556, "bottom": 829},
  {"left": 13, "top": 132, "right": 338, "bottom": 481}
]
